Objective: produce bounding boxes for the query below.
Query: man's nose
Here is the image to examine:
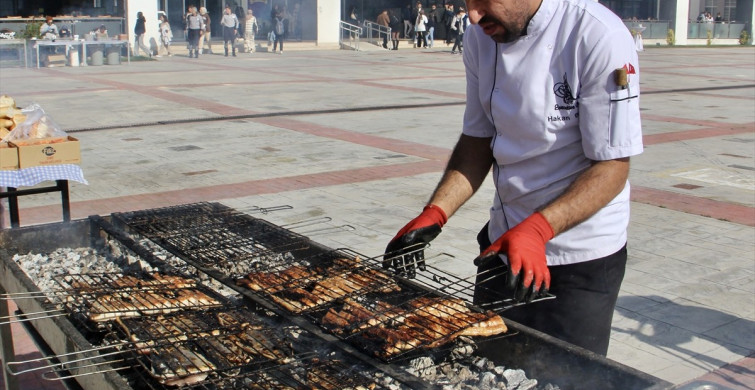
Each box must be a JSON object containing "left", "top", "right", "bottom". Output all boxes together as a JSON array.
[{"left": 467, "top": 11, "right": 482, "bottom": 24}]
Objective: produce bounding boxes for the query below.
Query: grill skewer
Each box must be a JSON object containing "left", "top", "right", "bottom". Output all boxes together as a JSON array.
[
  {"left": 6, "top": 342, "right": 131, "bottom": 376},
  {"left": 0, "top": 309, "right": 67, "bottom": 325}
]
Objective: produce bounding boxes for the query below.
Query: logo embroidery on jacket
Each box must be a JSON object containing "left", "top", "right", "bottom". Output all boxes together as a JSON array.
[{"left": 550, "top": 73, "right": 577, "bottom": 122}]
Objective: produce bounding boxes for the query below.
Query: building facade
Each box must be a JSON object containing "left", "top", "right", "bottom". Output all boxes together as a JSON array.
[{"left": 0, "top": 0, "right": 752, "bottom": 46}]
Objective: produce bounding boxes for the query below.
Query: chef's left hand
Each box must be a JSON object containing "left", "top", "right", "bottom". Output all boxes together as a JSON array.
[{"left": 473, "top": 212, "right": 554, "bottom": 303}]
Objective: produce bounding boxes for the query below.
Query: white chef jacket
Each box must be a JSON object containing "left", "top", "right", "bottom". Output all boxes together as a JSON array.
[{"left": 462, "top": 0, "right": 643, "bottom": 266}]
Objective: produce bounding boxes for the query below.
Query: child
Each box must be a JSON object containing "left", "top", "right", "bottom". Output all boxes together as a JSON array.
[{"left": 158, "top": 14, "right": 172, "bottom": 56}]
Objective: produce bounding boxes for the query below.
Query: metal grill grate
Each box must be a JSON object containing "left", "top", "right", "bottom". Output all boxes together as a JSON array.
[
  {"left": 51, "top": 272, "right": 226, "bottom": 328},
  {"left": 110, "top": 308, "right": 385, "bottom": 389},
  {"left": 110, "top": 203, "right": 544, "bottom": 365},
  {"left": 113, "top": 202, "right": 310, "bottom": 273},
  {"left": 180, "top": 358, "right": 384, "bottom": 389}
]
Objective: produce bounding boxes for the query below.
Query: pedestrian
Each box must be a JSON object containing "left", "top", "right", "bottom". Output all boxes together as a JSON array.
[
  {"left": 426, "top": 7, "right": 437, "bottom": 48},
  {"left": 414, "top": 9, "right": 428, "bottom": 48},
  {"left": 38, "top": 16, "right": 58, "bottom": 66},
  {"left": 93, "top": 24, "right": 108, "bottom": 40},
  {"left": 450, "top": 8, "right": 468, "bottom": 54},
  {"left": 347, "top": 6, "right": 359, "bottom": 26},
  {"left": 402, "top": 4, "right": 413, "bottom": 40},
  {"left": 245, "top": 9, "right": 259, "bottom": 54},
  {"left": 269, "top": 5, "right": 280, "bottom": 46},
  {"left": 220, "top": 5, "right": 239, "bottom": 57},
  {"left": 376, "top": 10, "right": 391, "bottom": 49},
  {"left": 383, "top": 0, "right": 642, "bottom": 357},
  {"left": 185, "top": 6, "right": 205, "bottom": 58},
  {"left": 444, "top": 4, "right": 456, "bottom": 45},
  {"left": 39, "top": 15, "right": 58, "bottom": 39},
  {"left": 134, "top": 11, "right": 151, "bottom": 57},
  {"left": 346, "top": 6, "right": 359, "bottom": 40},
  {"left": 389, "top": 10, "right": 403, "bottom": 50},
  {"left": 157, "top": 14, "right": 172, "bottom": 57},
  {"left": 235, "top": 5, "right": 246, "bottom": 39},
  {"left": 199, "top": 7, "right": 212, "bottom": 54},
  {"left": 272, "top": 10, "right": 288, "bottom": 54}
]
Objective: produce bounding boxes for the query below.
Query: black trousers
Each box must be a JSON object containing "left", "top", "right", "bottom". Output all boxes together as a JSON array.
[
  {"left": 187, "top": 28, "right": 201, "bottom": 49},
  {"left": 472, "top": 222, "right": 627, "bottom": 356}
]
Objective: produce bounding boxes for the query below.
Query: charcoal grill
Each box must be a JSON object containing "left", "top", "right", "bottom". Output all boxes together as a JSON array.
[{"left": 0, "top": 202, "right": 673, "bottom": 390}]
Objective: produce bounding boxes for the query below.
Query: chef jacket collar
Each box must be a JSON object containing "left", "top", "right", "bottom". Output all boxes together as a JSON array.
[{"left": 523, "top": 0, "right": 557, "bottom": 40}]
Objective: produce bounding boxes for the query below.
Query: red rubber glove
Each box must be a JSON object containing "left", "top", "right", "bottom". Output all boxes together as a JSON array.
[
  {"left": 384, "top": 205, "right": 448, "bottom": 278},
  {"left": 474, "top": 212, "right": 554, "bottom": 302}
]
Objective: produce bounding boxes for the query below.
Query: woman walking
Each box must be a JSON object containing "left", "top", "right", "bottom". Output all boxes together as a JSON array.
[
  {"left": 389, "top": 10, "right": 402, "bottom": 50},
  {"left": 199, "top": 7, "right": 212, "bottom": 54},
  {"left": 244, "top": 9, "right": 259, "bottom": 54}
]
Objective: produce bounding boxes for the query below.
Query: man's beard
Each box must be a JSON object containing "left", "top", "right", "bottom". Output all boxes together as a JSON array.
[{"left": 480, "top": 14, "right": 528, "bottom": 43}]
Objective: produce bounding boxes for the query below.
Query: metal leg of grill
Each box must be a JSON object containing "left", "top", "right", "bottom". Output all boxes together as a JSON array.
[{"left": 0, "top": 283, "right": 19, "bottom": 390}]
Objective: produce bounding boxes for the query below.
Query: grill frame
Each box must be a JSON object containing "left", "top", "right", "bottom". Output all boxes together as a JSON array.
[{"left": 0, "top": 207, "right": 675, "bottom": 390}]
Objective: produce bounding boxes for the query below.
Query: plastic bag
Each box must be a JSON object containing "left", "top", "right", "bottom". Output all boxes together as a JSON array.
[{"left": 3, "top": 103, "right": 67, "bottom": 145}]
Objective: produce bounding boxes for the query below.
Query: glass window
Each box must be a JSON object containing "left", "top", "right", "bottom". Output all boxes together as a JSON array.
[{"left": 724, "top": 0, "right": 736, "bottom": 21}]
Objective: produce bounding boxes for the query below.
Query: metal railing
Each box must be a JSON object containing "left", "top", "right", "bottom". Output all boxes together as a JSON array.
[
  {"left": 339, "top": 21, "right": 362, "bottom": 51},
  {"left": 623, "top": 21, "right": 670, "bottom": 39},
  {"left": 0, "top": 17, "right": 125, "bottom": 38},
  {"left": 363, "top": 20, "right": 391, "bottom": 49},
  {"left": 688, "top": 22, "right": 746, "bottom": 39},
  {"left": 623, "top": 20, "right": 747, "bottom": 40}
]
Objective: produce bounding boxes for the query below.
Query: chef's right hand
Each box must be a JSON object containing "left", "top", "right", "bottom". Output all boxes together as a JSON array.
[
  {"left": 383, "top": 205, "right": 447, "bottom": 278},
  {"left": 473, "top": 212, "right": 554, "bottom": 303}
]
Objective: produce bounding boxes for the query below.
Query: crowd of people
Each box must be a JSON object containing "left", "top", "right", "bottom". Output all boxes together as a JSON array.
[
  {"left": 122, "top": 3, "right": 296, "bottom": 59},
  {"left": 372, "top": 3, "right": 470, "bottom": 53}
]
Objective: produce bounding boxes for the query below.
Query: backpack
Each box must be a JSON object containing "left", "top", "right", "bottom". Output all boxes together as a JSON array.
[{"left": 275, "top": 18, "right": 285, "bottom": 35}]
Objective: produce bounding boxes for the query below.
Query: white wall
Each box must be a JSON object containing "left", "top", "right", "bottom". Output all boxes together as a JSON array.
[
  {"left": 126, "top": 0, "right": 159, "bottom": 55},
  {"left": 675, "top": 0, "right": 690, "bottom": 45},
  {"left": 316, "top": 0, "right": 341, "bottom": 46}
]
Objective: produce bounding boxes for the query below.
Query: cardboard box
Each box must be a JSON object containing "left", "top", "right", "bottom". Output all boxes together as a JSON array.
[
  {"left": 0, "top": 143, "right": 19, "bottom": 170},
  {"left": 11, "top": 136, "right": 80, "bottom": 169}
]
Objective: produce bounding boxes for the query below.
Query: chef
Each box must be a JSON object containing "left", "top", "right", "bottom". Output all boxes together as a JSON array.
[{"left": 384, "top": 0, "right": 642, "bottom": 356}]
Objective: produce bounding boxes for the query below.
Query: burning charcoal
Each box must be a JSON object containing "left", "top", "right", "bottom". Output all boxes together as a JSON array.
[
  {"left": 451, "top": 364, "right": 477, "bottom": 384},
  {"left": 407, "top": 356, "right": 436, "bottom": 381},
  {"left": 516, "top": 378, "right": 538, "bottom": 390},
  {"left": 108, "top": 241, "right": 123, "bottom": 258},
  {"left": 492, "top": 365, "right": 506, "bottom": 376},
  {"left": 541, "top": 384, "right": 561, "bottom": 390},
  {"left": 473, "top": 357, "right": 489, "bottom": 370},
  {"left": 450, "top": 343, "right": 475, "bottom": 360},
  {"left": 502, "top": 369, "right": 527, "bottom": 388},
  {"left": 478, "top": 372, "right": 498, "bottom": 389},
  {"left": 284, "top": 326, "right": 303, "bottom": 339}
]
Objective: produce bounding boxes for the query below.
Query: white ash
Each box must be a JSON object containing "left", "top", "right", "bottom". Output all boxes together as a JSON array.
[
  {"left": 13, "top": 245, "right": 154, "bottom": 294},
  {"left": 403, "top": 339, "right": 561, "bottom": 390},
  {"left": 129, "top": 237, "right": 242, "bottom": 300},
  {"left": 11, "top": 237, "right": 240, "bottom": 300}
]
